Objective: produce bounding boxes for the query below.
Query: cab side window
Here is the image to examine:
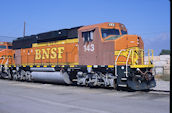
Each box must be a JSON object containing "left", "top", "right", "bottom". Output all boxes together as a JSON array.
[
  {"left": 0, "top": 45, "right": 6, "bottom": 49},
  {"left": 82, "top": 30, "right": 94, "bottom": 43},
  {"left": 121, "top": 30, "right": 127, "bottom": 35},
  {"left": 0, "top": 45, "right": 6, "bottom": 51},
  {"left": 115, "top": 29, "right": 120, "bottom": 35},
  {"left": 8, "top": 46, "right": 12, "bottom": 49}
]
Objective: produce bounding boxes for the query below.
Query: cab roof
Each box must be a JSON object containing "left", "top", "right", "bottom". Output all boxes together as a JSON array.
[{"left": 79, "top": 22, "right": 127, "bottom": 31}]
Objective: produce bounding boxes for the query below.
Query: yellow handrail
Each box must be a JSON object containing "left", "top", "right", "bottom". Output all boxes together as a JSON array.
[{"left": 114, "top": 47, "right": 154, "bottom": 68}]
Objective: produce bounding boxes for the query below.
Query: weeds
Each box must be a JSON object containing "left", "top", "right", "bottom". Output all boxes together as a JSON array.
[{"left": 155, "top": 74, "right": 170, "bottom": 81}]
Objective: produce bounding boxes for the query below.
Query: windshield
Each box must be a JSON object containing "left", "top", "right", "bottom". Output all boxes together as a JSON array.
[
  {"left": 121, "top": 30, "right": 127, "bottom": 35},
  {"left": 101, "top": 28, "right": 120, "bottom": 38},
  {"left": 8, "top": 46, "right": 12, "bottom": 49}
]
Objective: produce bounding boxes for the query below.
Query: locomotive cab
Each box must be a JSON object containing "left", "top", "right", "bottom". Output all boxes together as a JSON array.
[
  {"left": 78, "top": 22, "right": 153, "bottom": 67},
  {"left": 0, "top": 42, "right": 14, "bottom": 65},
  {"left": 78, "top": 22, "right": 155, "bottom": 90},
  {"left": 78, "top": 22, "right": 137, "bottom": 65},
  {"left": 0, "top": 42, "right": 12, "bottom": 51},
  {"left": 0, "top": 42, "right": 14, "bottom": 79}
]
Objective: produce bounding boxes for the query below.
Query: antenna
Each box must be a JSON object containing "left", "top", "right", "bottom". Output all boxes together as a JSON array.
[{"left": 23, "top": 21, "right": 26, "bottom": 37}]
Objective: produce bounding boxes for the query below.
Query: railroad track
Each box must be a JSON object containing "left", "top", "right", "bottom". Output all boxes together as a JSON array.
[
  {"left": 0, "top": 79, "right": 170, "bottom": 95},
  {"left": 148, "top": 89, "right": 170, "bottom": 95},
  {"left": 149, "top": 89, "right": 170, "bottom": 92}
]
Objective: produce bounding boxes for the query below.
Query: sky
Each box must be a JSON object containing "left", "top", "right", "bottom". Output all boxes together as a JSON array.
[{"left": 0, "top": 0, "right": 170, "bottom": 55}]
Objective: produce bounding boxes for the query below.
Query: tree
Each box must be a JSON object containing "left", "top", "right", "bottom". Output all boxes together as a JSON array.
[{"left": 159, "top": 49, "right": 170, "bottom": 55}]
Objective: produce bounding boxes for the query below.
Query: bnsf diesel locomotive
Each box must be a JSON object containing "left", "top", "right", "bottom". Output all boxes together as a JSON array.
[{"left": 0, "top": 22, "right": 156, "bottom": 90}]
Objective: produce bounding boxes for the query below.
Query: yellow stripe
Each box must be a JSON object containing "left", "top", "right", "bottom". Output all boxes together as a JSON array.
[
  {"left": 108, "top": 65, "right": 114, "bottom": 68},
  {"left": 116, "top": 62, "right": 131, "bottom": 64},
  {"left": 70, "top": 65, "right": 75, "bottom": 67},
  {"left": 87, "top": 65, "right": 92, "bottom": 67},
  {"left": 22, "top": 63, "right": 79, "bottom": 67},
  {"left": 32, "top": 39, "right": 78, "bottom": 47},
  {"left": 130, "top": 65, "right": 154, "bottom": 68},
  {"left": 27, "top": 62, "right": 79, "bottom": 66},
  {"left": 114, "top": 47, "right": 140, "bottom": 57}
]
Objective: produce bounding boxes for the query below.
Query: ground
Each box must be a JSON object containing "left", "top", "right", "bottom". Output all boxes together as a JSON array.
[
  {"left": 151, "top": 79, "right": 170, "bottom": 91},
  {"left": 0, "top": 79, "right": 170, "bottom": 113}
]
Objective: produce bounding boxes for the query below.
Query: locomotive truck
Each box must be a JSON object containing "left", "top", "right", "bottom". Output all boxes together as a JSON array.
[{"left": 0, "top": 22, "right": 156, "bottom": 90}]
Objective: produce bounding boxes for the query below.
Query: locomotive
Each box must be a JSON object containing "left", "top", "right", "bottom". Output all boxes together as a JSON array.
[{"left": 0, "top": 22, "right": 156, "bottom": 90}]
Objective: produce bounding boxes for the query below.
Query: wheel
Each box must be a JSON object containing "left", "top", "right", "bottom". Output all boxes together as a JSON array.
[
  {"left": 13, "top": 73, "right": 18, "bottom": 81},
  {"left": 25, "top": 71, "right": 31, "bottom": 82},
  {"left": 20, "top": 70, "right": 26, "bottom": 81},
  {"left": 113, "top": 79, "right": 120, "bottom": 90},
  {"left": 7, "top": 70, "right": 12, "bottom": 80}
]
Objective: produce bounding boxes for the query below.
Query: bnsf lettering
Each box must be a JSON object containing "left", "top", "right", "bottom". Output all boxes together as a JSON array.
[{"left": 35, "top": 47, "right": 64, "bottom": 60}]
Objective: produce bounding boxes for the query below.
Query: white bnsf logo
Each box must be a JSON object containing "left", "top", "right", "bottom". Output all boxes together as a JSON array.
[
  {"left": 108, "top": 23, "right": 115, "bottom": 27},
  {"left": 84, "top": 44, "right": 94, "bottom": 52}
]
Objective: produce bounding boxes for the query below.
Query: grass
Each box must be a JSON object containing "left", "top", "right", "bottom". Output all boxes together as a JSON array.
[{"left": 155, "top": 74, "right": 170, "bottom": 81}]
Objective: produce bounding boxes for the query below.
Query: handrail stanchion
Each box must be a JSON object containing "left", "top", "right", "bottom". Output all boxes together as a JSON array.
[
  {"left": 115, "top": 49, "right": 126, "bottom": 76},
  {"left": 126, "top": 50, "right": 132, "bottom": 77}
]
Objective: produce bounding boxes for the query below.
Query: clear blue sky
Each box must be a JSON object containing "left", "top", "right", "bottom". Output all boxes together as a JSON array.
[{"left": 0, "top": 0, "right": 170, "bottom": 55}]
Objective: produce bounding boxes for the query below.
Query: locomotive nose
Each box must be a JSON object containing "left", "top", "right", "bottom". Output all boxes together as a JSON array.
[{"left": 114, "top": 35, "right": 143, "bottom": 65}]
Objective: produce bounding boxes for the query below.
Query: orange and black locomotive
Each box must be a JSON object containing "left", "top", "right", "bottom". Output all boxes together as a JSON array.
[{"left": 0, "top": 22, "right": 156, "bottom": 90}]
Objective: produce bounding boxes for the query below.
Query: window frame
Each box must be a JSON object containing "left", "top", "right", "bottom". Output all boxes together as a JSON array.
[
  {"left": 121, "top": 30, "right": 128, "bottom": 35},
  {"left": 82, "top": 30, "right": 94, "bottom": 43},
  {"left": 8, "top": 46, "right": 12, "bottom": 49},
  {"left": 0, "top": 45, "right": 7, "bottom": 49},
  {"left": 101, "top": 28, "right": 120, "bottom": 39}
]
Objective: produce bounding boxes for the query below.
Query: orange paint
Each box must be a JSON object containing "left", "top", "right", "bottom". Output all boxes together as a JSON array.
[
  {"left": 0, "top": 22, "right": 145, "bottom": 66},
  {"left": 20, "top": 41, "right": 79, "bottom": 65},
  {"left": 0, "top": 42, "right": 15, "bottom": 65}
]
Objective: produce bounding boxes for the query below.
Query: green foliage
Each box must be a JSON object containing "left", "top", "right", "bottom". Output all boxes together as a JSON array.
[
  {"left": 155, "top": 74, "right": 170, "bottom": 81},
  {"left": 159, "top": 49, "right": 170, "bottom": 55}
]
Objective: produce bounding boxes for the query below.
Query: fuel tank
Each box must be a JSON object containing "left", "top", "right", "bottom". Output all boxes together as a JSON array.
[{"left": 30, "top": 68, "right": 71, "bottom": 84}]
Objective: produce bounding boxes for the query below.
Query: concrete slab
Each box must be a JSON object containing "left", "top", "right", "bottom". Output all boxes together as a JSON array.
[
  {"left": 154, "top": 61, "right": 167, "bottom": 66},
  {"left": 152, "top": 79, "right": 170, "bottom": 91},
  {"left": 160, "top": 55, "right": 170, "bottom": 61},
  {"left": 0, "top": 79, "right": 170, "bottom": 113}
]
